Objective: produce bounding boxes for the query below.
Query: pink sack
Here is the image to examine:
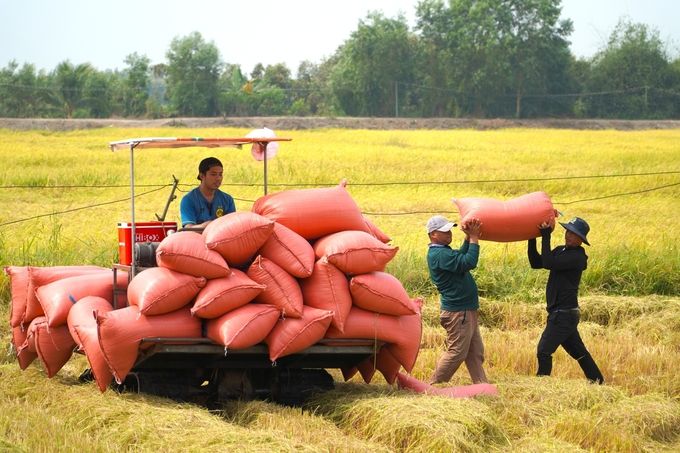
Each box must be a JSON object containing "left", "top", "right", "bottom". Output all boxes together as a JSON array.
[
  {"left": 300, "top": 258, "right": 352, "bottom": 333},
  {"left": 248, "top": 256, "right": 304, "bottom": 318},
  {"left": 191, "top": 269, "right": 265, "bottom": 319},
  {"left": 258, "top": 222, "right": 315, "bottom": 278},
  {"left": 252, "top": 186, "right": 369, "bottom": 240},
  {"left": 265, "top": 306, "right": 334, "bottom": 362},
  {"left": 349, "top": 272, "right": 417, "bottom": 316},
  {"left": 127, "top": 267, "right": 205, "bottom": 316},
  {"left": 36, "top": 270, "right": 128, "bottom": 328},
  {"left": 156, "top": 231, "right": 230, "bottom": 279},
  {"left": 30, "top": 317, "right": 76, "bottom": 378},
  {"left": 325, "top": 305, "right": 422, "bottom": 372},
  {"left": 24, "top": 265, "right": 108, "bottom": 326},
  {"left": 205, "top": 304, "right": 281, "bottom": 350},
  {"left": 67, "top": 296, "right": 114, "bottom": 392},
  {"left": 314, "top": 230, "right": 398, "bottom": 275},
  {"left": 5, "top": 266, "right": 29, "bottom": 328},
  {"left": 453, "top": 191, "right": 557, "bottom": 242},
  {"left": 12, "top": 326, "right": 37, "bottom": 370},
  {"left": 203, "top": 211, "right": 274, "bottom": 267},
  {"left": 396, "top": 372, "right": 499, "bottom": 398},
  {"left": 97, "top": 306, "right": 202, "bottom": 384}
]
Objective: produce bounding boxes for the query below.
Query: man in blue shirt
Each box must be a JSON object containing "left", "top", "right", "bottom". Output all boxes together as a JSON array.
[
  {"left": 180, "top": 157, "right": 235, "bottom": 228},
  {"left": 426, "top": 215, "right": 488, "bottom": 384}
]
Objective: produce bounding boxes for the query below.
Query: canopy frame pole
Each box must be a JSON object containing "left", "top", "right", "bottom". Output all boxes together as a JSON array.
[
  {"left": 261, "top": 141, "right": 268, "bottom": 195},
  {"left": 129, "top": 142, "right": 137, "bottom": 278}
]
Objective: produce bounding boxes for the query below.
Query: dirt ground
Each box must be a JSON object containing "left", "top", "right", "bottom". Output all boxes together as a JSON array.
[{"left": 2, "top": 116, "right": 680, "bottom": 131}]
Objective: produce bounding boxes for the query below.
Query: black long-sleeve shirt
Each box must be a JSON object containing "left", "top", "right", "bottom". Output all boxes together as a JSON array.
[{"left": 528, "top": 229, "right": 588, "bottom": 312}]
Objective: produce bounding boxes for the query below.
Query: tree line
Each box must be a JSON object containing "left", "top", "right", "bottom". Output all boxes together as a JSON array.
[{"left": 2, "top": 0, "right": 679, "bottom": 120}]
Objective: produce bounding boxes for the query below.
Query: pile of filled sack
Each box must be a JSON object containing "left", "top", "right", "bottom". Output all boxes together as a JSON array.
[{"left": 6, "top": 185, "right": 423, "bottom": 393}]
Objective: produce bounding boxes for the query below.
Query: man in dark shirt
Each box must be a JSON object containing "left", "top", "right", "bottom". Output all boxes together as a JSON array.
[
  {"left": 427, "top": 215, "right": 488, "bottom": 384},
  {"left": 528, "top": 217, "right": 604, "bottom": 384}
]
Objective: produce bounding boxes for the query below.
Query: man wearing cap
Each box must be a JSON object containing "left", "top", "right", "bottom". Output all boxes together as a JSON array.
[
  {"left": 528, "top": 217, "right": 604, "bottom": 384},
  {"left": 180, "top": 157, "right": 236, "bottom": 228},
  {"left": 426, "top": 215, "right": 488, "bottom": 384}
]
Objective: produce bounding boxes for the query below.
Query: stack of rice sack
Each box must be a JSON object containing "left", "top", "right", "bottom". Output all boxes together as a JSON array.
[
  {"left": 250, "top": 185, "right": 422, "bottom": 385},
  {"left": 5, "top": 184, "right": 422, "bottom": 391},
  {"left": 5, "top": 265, "right": 128, "bottom": 383}
]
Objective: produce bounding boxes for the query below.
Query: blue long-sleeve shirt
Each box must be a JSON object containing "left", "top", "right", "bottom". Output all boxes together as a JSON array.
[{"left": 427, "top": 240, "right": 480, "bottom": 311}]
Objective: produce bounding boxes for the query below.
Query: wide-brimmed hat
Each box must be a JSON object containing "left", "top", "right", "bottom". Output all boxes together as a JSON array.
[
  {"left": 559, "top": 217, "right": 590, "bottom": 245},
  {"left": 426, "top": 215, "right": 457, "bottom": 234}
]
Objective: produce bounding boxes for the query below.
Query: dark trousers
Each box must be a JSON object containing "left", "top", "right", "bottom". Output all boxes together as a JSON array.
[{"left": 537, "top": 310, "right": 604, "bottom": 384}]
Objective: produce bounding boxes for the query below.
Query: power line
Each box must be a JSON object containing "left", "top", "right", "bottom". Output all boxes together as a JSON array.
[
  {"left": 1, "top": 177, "right": 677, "bottom": 226},
  {"left": 0, "top": 183, "right": 169, "bottom": 189},
  {"left": 3, "top": 170, "right": 677, "bottom": 190},
  {"left": 0, "top": 186, "right": 167, "bottom": 228}
]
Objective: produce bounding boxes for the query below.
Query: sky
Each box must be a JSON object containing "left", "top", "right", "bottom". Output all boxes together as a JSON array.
[{"left": 2, "top": 0, "right": 679, "bottom": 76}]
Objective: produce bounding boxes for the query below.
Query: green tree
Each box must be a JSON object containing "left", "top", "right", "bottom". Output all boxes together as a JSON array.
[
  {"left": 330, "top": 12, "right": 419, "bottom": 116},
  {"left": 416, "top": 0, "right": 573, "bottom": 117},
  {"left": 585, "top": 19, "right": 679, "bottom": 118},
  {"left": 79, "top": 69, "right": 114, "bottom": 118},
  {"left": 49, "top": 61, "right": 96, "bottom": 118},
  {"left": 262, "top": 63, "right": 292, "bottom": 90},
  {"left": 218, "top": 64, "right": 252, "bottom": 116},
  {"left": 166, "top": 32, "right": 222, "bottom": 116},
  {"left": 122, "top": 53, "right": 150, "bottom": 117},
  {"left": 0, "top": 61, "right": 44, "bottom": 117}
]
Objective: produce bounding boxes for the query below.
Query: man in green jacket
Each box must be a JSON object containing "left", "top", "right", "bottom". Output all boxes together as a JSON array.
[{"left": 426, "top": 215, "right": 488, "bottom": 384}]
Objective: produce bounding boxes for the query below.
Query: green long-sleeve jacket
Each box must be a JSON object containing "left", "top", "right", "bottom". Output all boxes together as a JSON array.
[{"left": 427, "top": 240, "right": 480, "bottom": 312}]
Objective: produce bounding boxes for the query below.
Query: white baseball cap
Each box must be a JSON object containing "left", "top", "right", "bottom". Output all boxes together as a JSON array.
[{"left": 426, "top": 215, "right": 457, "bottom": 234}]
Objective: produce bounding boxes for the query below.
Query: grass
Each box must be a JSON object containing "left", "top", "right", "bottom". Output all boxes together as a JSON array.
[{"left": 0, "top": 126, "right": 679, "bottom": 451}]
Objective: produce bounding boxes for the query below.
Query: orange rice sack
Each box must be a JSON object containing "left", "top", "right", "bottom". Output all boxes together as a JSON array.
[
  {"left": 31, "top": 317, "right": 76, "bottom": 378},
  {"left": 68, "top": 296, "right": 113, "bottom": 349},
  {"left": 341, "top": 345, "right": 400, "bottom": 384},
  {"left": 325, "top": 305, "right": 422, "bottom": 372},
  {"left": 67, "top": 296, "right": 113, "bottom": 392},
  {"left": 265, "top": 306, "right": 334, "bottom": 362},
  {"left": 252, "top": 186, "right": 369, "bottom": 240},
  {"left": 340, "top": 365, "right": 359, "bottom": 382},
  {"left": 258, "top": 222, "right": 314, "bottom": 278},
  {"left": 356, "top": 356, "right": 376, "bottom": 384},
  {"left": 313, "top": 230, "right": 399, "bottom": 275},
  {"left": 5, "top": 266, "right": 29, "bottom": 328},
  {"left": 156, "top": 231, "right": 229, "bottom": 279},
  {"left": 12, "top": 326, "right": 38, "bottom": 370},
  {"left": 453, "top": 191, "right": 558, "bottom": 242},
  {"left": 247, "top": 256, "right": 304, "bottom": 318},
  {"left": 362, "top": 215, "right": 392, "bottom": 243},
  {"left": 300, "top": 258, "right": 352, "bottom": 333},
  {"left": 37, "top": 270, "right": 128, "bottom": 328},
  {"left": 24, "top": 265, "right": 108, "bottom": 326},
  {"left": 127, "top": 267, "right": 205, "bottom": 316},
  {"left": 205, "top": 304, "right": 281, "bottom": 350},
  {"left": 349, "top": 272, "right": 417, "bottom": 316},
  {"left": 97, "top": 306, "right": 202, "bottom": 384},
  {"left": 191, "top": 269, "right": 265, "bottom": 319},
  {"left": 376, "top": 346, "right": 402, "bottom": 385},
  {"left": 203, "top": 211, "right": 274, "bottom": 267}
]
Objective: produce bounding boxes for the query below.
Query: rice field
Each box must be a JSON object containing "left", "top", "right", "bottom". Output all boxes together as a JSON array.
[{"left": 0, "top": 126, "right": 679, "bottom": 452}]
